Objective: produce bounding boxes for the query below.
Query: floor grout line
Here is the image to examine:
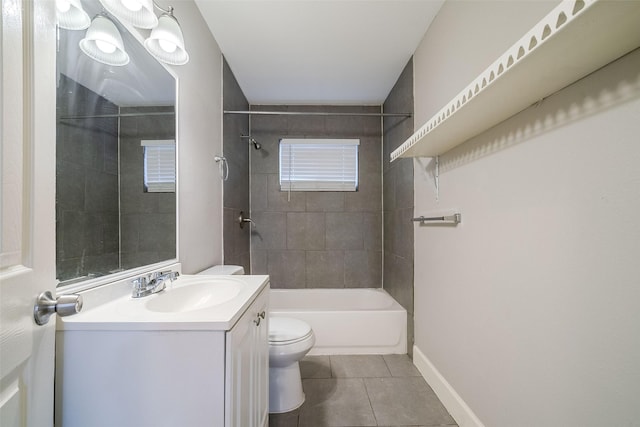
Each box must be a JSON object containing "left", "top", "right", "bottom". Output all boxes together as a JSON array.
[{"left": 362, "top": 376, "right": 380, "bottom": 427}]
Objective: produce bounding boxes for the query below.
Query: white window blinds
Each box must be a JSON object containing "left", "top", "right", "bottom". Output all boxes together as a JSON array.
[
  {"left": 279, "top": 138, "right": 359, "bottom": 192},
  {"left": 142, "top": 139, "right": 176, "bottom": 193}
]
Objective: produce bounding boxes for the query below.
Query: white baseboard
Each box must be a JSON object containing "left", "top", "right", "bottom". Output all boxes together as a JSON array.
[{"left": 413, "top": 345, "right": 485, "bottom": 427}]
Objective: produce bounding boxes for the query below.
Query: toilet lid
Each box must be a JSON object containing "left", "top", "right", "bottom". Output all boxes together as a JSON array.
[{"left": 269, "top": 317, "right": 312, "bottom": 343}]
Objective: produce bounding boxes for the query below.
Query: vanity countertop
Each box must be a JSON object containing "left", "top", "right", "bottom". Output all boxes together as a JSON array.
[{"left": 57, "top": 275, "right": 270, "bottom": 332}]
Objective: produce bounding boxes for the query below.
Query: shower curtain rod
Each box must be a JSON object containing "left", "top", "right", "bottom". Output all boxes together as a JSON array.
[
  {"left": 59, "top": 111, "right": 175, "bottom": 120},
  {"left": 224, "top": 110, "right": 412, "bottom": 118}
]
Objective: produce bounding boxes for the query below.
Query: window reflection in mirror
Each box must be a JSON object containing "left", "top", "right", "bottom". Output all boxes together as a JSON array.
[{"left": 56, "top": 0, "right": 177, "bottom": 287}]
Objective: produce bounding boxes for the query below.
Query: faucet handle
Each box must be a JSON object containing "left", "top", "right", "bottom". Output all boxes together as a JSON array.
[
  {"left": 159, "top": 271, "right": 179, "bottom": 281},
  {"left": 132, "top": 276, "right": 148, "bottom": 288}
]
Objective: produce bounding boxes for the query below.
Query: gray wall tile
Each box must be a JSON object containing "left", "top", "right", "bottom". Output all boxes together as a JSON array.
[
  {"left": 287, "top": 212, "right": 325, "bottom": 250},
  {"left": 345, "top": 172, "right": 381, "bottom": 212},
  {"left": 251, "top": 211, "right": 286, "bottom": 250},
  {"left": 395, "top": 158, "right": 415, "bottom": 210},
  {"left": 325, "top": 114, "right": 363, "bottom": 137},
  {"left": 344, "top": 250, "right": 382, "bottom": 288},
  {"left": 251, "top": 174, "right": 268, "bottom": 212},
  {"left": 250, "top": 134, "right": 280, "bottom": 174},
  {"left": 383, "top": 58, "right": 415, "bottom": 354},
  {"left": 363, "top": 213, "right": 382, "bottom": 251},
  {"left": 224, "top": 208, "right": 251, "bottom": 273},
  {"left": 306, "top": 251, "right": 345, "bottom": 288},
  {"left": 223, "top": 58, "right": 251, "bottom": 268},
  {"left": 268, "top": 250, "right": 305, "bottom": 289},
  {"left": 267, "top": 174, "right": 306, "bottom": 212},
  {"left": 326, "top": 212, "right": 364, "bottom": 250},
  {"left": 358, "top": 136, "right": 382, "bottom": 174},
  {"left": 305, "top": 192, "right": 345, "bottom": 212},
  {"left": 251, "top": 105, "right": 288, "bottom": 133},
  {"left": 251, "top": 249, "right": 267, "bottom": 275}
]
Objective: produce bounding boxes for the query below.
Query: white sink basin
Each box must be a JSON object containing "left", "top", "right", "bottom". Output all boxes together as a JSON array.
[
  {"left": 56, "top": 274, "right": 270, "bottom": 331},
  {"left": 145, "top": 277, "right": 244, "bottom": 313}
]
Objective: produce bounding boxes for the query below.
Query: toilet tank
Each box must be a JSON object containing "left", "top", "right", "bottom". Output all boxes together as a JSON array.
[{"left": 197, "top": 265, "right": 245, "bottom": 275}]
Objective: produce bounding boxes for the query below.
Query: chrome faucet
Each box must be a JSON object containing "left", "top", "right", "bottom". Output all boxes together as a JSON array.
[{"left": 131, "top": 271, "right": 180, "bottom": 298}]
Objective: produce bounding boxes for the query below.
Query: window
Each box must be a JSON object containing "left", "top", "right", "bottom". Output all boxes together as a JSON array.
[
  {"left": 279, "top": 138, "right": 359, "bottom": 191},
  {"left": 142, "top": 139, "right": 176, "bottom": 192}
]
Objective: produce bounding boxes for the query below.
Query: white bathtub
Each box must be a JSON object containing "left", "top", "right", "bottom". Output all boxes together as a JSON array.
[{"left": 270, "top": 288, "right": 407, "bottom": 355}]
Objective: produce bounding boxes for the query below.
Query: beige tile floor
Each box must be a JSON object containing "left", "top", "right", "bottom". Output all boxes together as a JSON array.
[{"left": 269, "top": 354, "right": 458, "bottom": 427}]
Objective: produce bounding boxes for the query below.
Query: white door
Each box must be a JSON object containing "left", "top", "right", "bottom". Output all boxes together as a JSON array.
[{"left": 1, "top": 0, "right": 57, "bottom": 426}]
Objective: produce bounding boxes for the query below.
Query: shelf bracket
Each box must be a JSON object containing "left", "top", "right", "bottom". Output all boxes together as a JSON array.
[{"left": 435, "top": 156, "right": 439, "bottom": 201}]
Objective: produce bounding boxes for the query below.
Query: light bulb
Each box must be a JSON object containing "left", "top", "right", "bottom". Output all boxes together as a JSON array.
[
  {"left": 56, "top": 0, "right": 71, "bottom": 12},
  {"left": 121, "top": 0, "right": 143, "bottom": 12},
  {"left": 159, "top": 39, "right": 177, "bottom": 53},
  {"left": 95, "top": 39, "right": 117, "bottom": 54}
]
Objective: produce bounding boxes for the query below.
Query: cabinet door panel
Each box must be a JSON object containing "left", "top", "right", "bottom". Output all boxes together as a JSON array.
[
  {"left": 226, "top": 285, "right": 269, "bottom": 427},
  {"left": 226, "top": 305, "right": 253, "bottom": 427}
]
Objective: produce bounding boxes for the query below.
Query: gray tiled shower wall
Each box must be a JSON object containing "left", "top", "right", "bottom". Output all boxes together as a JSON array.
[
  {"left": 222, "top": 59, "right": 251, "bottom": 273},
  {"left": 56, "top": 74, "right": 120, "bottom": 281},
  {"left": 250, "top": 106, "right": 383, "bottom": 288},
  {"left": 119, "top": 106, "right": 176, "bottom": 270},
  {"left": 56, "top": 74, "right": 176, "bottom": 281},
  {"left": 222, "top": 59, "right": 415, "bottom": 296},
  {"left": 382, "top": 59, "right": 415, "bottom": 353}
]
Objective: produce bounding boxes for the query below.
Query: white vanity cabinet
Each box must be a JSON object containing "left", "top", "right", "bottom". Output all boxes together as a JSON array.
[
  {"left": 55, "top": 275, "right": 270, "bottom": 427},
  {"left": 226, "top": 285, "right": 269, "bottom": 427}
]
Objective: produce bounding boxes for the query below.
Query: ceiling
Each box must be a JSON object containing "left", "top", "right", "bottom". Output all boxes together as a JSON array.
[{"left": 195, "top": 0, "right": 444, "bottom": 105}]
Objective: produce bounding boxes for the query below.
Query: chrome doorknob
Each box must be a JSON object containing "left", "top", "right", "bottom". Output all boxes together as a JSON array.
[{"left": 34, "top": 291, "right": 83, "bottom": 325}]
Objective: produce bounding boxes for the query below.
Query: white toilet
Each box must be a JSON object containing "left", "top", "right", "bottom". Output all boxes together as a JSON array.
[
  {"left": 268, "top": 316, "right": 315, "bottom": 413},
  {"left": 197, "top": 265, "right": 315, "bottom": 413}
]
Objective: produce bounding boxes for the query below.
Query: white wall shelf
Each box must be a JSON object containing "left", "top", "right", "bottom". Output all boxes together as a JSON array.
[{"left": 391, "top": 0, "right": 640, "bottom": 161}]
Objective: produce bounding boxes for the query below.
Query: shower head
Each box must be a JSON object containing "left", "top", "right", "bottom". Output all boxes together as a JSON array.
[
  {"left": 250, "top": 138, "right": 261, "bottom": 150},
  {"left": 240, "top": 135, "right": 262, "bottom": 150}
]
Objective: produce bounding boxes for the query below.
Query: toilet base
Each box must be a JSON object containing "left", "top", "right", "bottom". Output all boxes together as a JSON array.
[{"left": 269, "top": 361, "right": 305, "bottom": 413}]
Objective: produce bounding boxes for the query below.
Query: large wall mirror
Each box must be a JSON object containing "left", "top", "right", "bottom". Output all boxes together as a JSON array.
[{"left": 56, "top": 0, "right": 177, "bottom": 287}]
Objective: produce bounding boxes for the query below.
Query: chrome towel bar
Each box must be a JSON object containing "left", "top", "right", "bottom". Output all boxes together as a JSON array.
[{"left": 412, "top": 213, "right": 461, "bottom": 225}]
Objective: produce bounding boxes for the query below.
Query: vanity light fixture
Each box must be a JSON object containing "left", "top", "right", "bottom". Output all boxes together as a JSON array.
[
  {"left": 99, "top": 0, "right": 189, "bottom": 65},
  {"left": 144, "top": 9, "right": 189, "bottom": 65},
  {"left": 98, "top": 0, "right": 157, "bottom": 29},
  {"left": 79, "top": 15, "right": 130, "bottom": 66},
  {"left": 56, "top": 0, "right": 91, "bottom": 30}
]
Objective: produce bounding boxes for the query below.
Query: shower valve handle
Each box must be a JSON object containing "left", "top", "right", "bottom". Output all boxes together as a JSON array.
[{"left": 238, "top": 211, "right": 255, "bottom": 229}]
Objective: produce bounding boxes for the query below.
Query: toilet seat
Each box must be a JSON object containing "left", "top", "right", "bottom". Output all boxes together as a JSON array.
[{"left": 269, "top": 317, "right": 313, "bottom": 345}]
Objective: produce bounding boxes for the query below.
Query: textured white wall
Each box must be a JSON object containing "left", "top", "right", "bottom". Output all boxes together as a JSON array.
[
  {"left": 158, "top": 0, "right": 224, "bottom": 273},
  {"left": 413, "top": 2, "right": 640, "bottom": 426}
]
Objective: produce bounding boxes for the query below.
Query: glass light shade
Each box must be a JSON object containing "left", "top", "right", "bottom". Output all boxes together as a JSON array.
[
  {"left": 56, "top": 0, "right": 91, "bottom": 30},
  {"left": 79, "top": 16, "right": 130, "bottom": 66},
  {"left": 144, "top": 13, "right": 189, "bottom": 65},
  {"left": 98, "top": 0, "right": 158, "bottom": 29}
]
